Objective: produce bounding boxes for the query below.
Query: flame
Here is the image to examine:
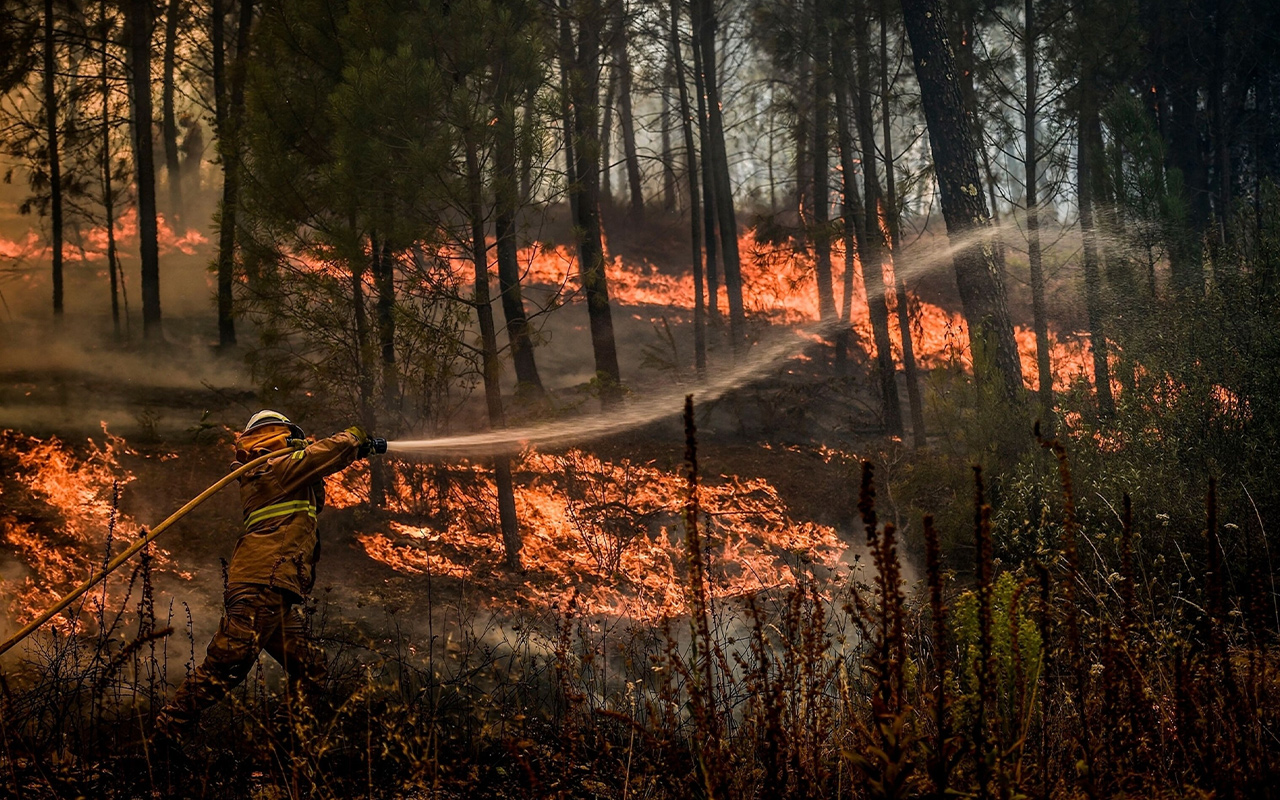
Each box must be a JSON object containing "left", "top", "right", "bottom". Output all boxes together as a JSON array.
[
  {"left": 331, "top": 448, "right": 847, "bottom": 622},
  {"left": 0, "top": 427, "right": 146, "bottom": 626},
  {"left": 0, "top": 208, "right": 208, "bottom": 269}
]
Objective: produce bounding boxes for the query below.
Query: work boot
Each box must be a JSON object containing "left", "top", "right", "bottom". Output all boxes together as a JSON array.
[{"left": 151, "top": 709, "right": 196, "bottom": 759}]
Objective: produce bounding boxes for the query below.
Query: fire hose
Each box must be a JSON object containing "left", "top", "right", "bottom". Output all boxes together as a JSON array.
[{"left": 0, "top": 444, "right": 307, "bottom": 659}]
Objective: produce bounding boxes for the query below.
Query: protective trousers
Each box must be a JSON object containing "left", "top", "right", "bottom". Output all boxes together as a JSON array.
[{"left": 161, "top": 584, "right": 326, "bottom": 729}]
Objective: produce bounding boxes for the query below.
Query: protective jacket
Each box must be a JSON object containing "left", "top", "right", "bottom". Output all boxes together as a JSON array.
[{"left": 226, "top": 430, "right": 362, "bottom": 596}]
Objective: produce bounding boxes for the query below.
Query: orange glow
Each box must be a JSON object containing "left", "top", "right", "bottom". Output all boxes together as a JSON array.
[
  {"left": 0, "top": 427, "right": 150, "bottom": 626},
  {"left": 330, "top": 448, "right": 847, "bottom": 622}
]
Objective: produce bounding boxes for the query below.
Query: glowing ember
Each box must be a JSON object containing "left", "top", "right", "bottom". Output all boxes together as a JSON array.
[
  {"left": 0, "top": 427, "right": 143, "bottom": 625},
  {"left": 330, "top": 449, "right": 847, "bottom": 622}
]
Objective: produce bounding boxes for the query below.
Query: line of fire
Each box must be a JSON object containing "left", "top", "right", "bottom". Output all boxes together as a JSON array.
[{"left": 0, "top": 0, "right": 1277, "bottom": 796}]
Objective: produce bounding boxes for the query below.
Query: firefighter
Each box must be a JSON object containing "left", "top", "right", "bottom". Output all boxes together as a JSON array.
[{"left": 154, "top": 410, "right": 386, "bottom": 741}]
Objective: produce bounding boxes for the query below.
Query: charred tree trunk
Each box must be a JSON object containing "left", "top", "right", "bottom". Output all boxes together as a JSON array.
[
  {"left": 811, "top": 0, "right": 836, "bottom": 322},
  {"left": 373, "top": 232, "right": 398, "bottom": 415},
  {"left": 496, "top": 101, "right": 546, "bottom": 395},
  {"left": 465, "top": 134, "right": 522, "bottom": 571},
  {"left": 101, "top": 0, "right": 121, "bottom": 337},
  {"left": 616, "top": 24, "right": 645, "bottom": 220},
  {"left": 128, "top": 0, "right": 162, "bottom": 339},
  {"left": 848, "top": 4, "right": 904, "bottom": 435},
  {"left": 833, "top": 78, "right": 870, "bottom": 376},
  {"left": 162, "top": 0, "right": 182, "bottom": 221},
  {"left": 692, "top": 26, "right": 720, "bottom": 326},
  {"left": 1078, "top": 104, "right": 1116, "bottom": 417},
  {"left": 1025, "top": 0, "right": 1053, "bottom": 425},
  {"left": 520, "top": 86, "right": 536, "bottom": 203},
  {"left": 901, "top": 0, "right": 1024, "bottom": 402},
  {"left": 600, "top": 57, "right": 616, "bottom": 203},
  {"left": 693, "top": 0, "right": 744, "bottom": 347},
  {"left": 670, "top": 0, "right": 705, "bottom": 375},
  {"left": 348, "top": 223, "right": 381, "bottom": 506},
  {"left": 881, "top": 1, "right": 926, "bottom": 446},
  {"left": 558, "top": 0, "right": 579, "bottom": 223},
  {"left": 795, "top": 49, "right": 812, "bottom": 222},
  {"left": 44, "top": 0, "right": 63, "bottom": 319},
  {"left": 661, "top": 61, "right": 677, "bottom": 212},
  {"left": 567, "top": 0, "right": 623, "bottom": 404},
  {"left": 214, "top": 0, "right": 254, "bottom": 348}
]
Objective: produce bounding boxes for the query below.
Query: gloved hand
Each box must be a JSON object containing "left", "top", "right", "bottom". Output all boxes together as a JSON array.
[
  {"left": 358, "top": 436, "right": 388, "bottom": 458},
  {"left": 286, "top": 437, "right": 308, "bottom": 450}
]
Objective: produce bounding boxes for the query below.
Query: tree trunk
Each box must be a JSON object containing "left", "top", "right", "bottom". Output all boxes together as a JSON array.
[
  {"left": 101, "top": 0, "right": 120, "bottom": 338},
  {"left": 693, "top": 0, "right": 744, "bottom": 347},
  {"left": 881, "top": 1, "right": 926, "bottom": 446},
  {"left": 1024, "top": 0, "right": 1053, "bottom": 425},
  {"left": 691, "top": 26, "right": 720, "bottom": 326},
  {"left": 349, "top": 223, "right": 380, "bottom": 506},
  {"left": 568, "top": 0, "right": 623, "bottom": 405},
  {"left": 520, "top": 86, "right": 536, "bottom": 202},
  {"left": 616, "top": 24, "right": 645, "bottom": 220},
  {"left": 214, "top": 0, "right": 254, "bottom": 348},
  {"left": 838, "top": 42, "right": 903, "bottom": 437},
  {"left": 900, "top": 0, "right": 1024, "bottom": 401},
  {"left": 466, "top": 133, "right": 522, "bottom": 571},
  {"left": 1078, "top": 104, "right": 1115, "bottom": 417},
  {"left": 373, "top": 232, "right": 398, "bottom": 414},
  {"left": 558, "top": 0, "right": 579, "bottom": 223},
  {"left": 162, "top": 0, "right": 182, "bottom": 222},
  {"left": 128, "top": 0, "right": 162, "bottom": 339},
  {"left": 670, "top": 0, "right": 705, "bottom": 375},
  {"left": 44, "top": 0, "right": 63, "bottom": 319},
  {"left": 600, "top": 56, "right": 616, "bottom": 203},
  {"left": 661, "top": 60, "right": 677, "bottom": 213},
  {"left": 495, "top": 100, "right": 545, "bottom": 395},
  {"left": 811, "top": 0, "right": 836, "bottom": 322}
]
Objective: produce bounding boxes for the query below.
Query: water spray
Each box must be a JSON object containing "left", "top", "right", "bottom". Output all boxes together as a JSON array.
[{"left": 385, "top": 322, "right": 838, "bottom": 458}]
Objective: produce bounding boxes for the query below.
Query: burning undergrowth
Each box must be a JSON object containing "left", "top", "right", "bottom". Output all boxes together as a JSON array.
[
  {"left": 333, "top": 449, "right": 850, "bottom": 623},
  {"left": 0, "top": 428, "right": 150, "bottom": 630}
]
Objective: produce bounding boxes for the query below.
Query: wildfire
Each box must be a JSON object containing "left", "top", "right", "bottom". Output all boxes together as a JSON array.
[
  {"left": 516, "top": 231, "right": 1097, "bottom": 392},
  {"left": 0, "top": 427, "right": 142, "bottom": 627},
  {"left": 0, "top": 208, "right": 207, "bottom": 268},
  {"left": 330, "top": 448, "right": 848, "bottom": 622}
]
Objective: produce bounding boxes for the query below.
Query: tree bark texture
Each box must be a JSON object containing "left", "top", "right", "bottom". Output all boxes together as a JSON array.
[
  {"left": 44, "top": 0, "right": 63, "bottom": 318},
  {"left": 129, "top": 0, "right": 162, "bottom": 338},
  {"left": 900, "top": 0, "right": 1024, "bottom": 400}
]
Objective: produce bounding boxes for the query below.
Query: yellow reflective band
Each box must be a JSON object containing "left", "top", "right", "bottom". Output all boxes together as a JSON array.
[
  {"left": 291, "top": 450, "right": 305, "bottom": 460},
  {"left": 244, "top": 500, "right": 316, "bottom": 528}
]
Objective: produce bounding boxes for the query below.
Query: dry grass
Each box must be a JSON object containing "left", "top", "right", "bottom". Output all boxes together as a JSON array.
[{"left": 0, "top": 414, "right": 1277, "bottom": 799}]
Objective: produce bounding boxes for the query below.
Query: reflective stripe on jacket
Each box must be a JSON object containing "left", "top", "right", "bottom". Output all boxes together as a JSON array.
[{"left": 225, "top": 430, "right": 362, "bottom": 596}]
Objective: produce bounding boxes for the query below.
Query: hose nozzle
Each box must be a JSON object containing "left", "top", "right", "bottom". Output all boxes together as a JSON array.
[{"left": 370, "top": 437, "right": 388, "bottom": 455}]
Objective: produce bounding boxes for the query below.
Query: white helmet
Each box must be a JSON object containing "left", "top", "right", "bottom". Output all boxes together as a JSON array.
[{"left": 242, "top": 409, "right": 305, "bottom": 439}]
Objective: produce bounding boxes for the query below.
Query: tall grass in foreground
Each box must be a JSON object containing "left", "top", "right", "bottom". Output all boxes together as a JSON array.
[{"left": 1, "top": 411, "right": 1277, "bottom": 799}]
